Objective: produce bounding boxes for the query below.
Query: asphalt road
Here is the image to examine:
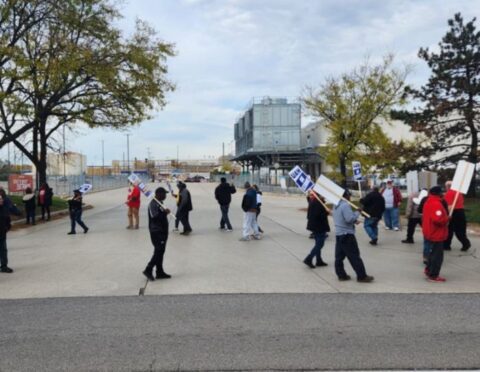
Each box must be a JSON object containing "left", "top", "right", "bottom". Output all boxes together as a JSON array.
[{"left": 1, "top": 293, "right": 479, "bottom": 371}]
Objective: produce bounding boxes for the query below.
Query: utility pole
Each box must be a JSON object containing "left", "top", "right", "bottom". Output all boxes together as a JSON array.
[
  {"left": 126, "top": 134, "right": 130, "bottom": 173},
  {"left": 176, "top": 145, "right": 179, "bottom": 169},
  {"left": 63, "top": 125, "right": 66, "bottom": 179},
  {"left": 101, "top": 139, "right": 105, "bottom": 177},
  {"left": 222, "top": 142, "right": 225, "bottom": 168}
]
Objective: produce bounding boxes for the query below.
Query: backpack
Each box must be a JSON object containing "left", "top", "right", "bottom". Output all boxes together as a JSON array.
[{"left": 241, "top": 194, "right": 251, "bottom": 212}]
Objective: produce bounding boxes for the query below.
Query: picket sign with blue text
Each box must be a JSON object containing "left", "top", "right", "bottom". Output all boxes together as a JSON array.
[
  {"left": 128, "top": 173, "right": 153, "bottom": 198},
  {"left": 288, "top": 166, "right": 315, "bottom": 193},
  {"left": 352, "top": 161, "right": 362, "bottom": 181},
  {"left": 288, "top": 166, "right": 330, "bottom": 212},
  {"left": 78, "top": 184, "right": 92, "bottom": 194}
]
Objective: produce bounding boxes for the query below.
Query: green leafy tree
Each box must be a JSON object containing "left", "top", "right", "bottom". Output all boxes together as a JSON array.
[
  {"left": 392, "top": 13, "right": 480, "bottom": 196},
  {"left": 0, "top": 0, "right": 175, "bottom": 184},
  {"left": 303, "top": 55, "right": 409, "bottom": 186}
]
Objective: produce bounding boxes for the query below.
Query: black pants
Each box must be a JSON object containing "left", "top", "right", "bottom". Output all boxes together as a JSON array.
[
  {"left": 178, "top": 212, "right": 192, "bottom": 232},
  {"left": 406, "top": 218, "right": 422, "bottom": 241},
  {"left": 41, "top": 205, "right": 51, "bottom": 220},
  {"left": 427, "top": 240, "right": 444, "bottom": 278},
  {"left": 146, "top": 232, "right": 168, "bottom": 273},
  {"left": 335, "top": 234, "right": 367, "bottom": 280},
  {"left": 0, "top": 237, "right": 8, "bottom": 268},
  {"left": 219, "top": 204, "right": 232, "bottom": 230},
  {"left": 445, "top": 209, "right": 470, "bottom": 249}
]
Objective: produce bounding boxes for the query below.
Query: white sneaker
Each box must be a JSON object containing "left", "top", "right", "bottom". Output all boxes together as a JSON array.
[
  {"left": 385, "top": 227, "right": 391, "bottom": 230},
  {"left": 253, "top": 235, "right": 262, "bottom": 240},
  {"left": 394, "top": 227, "right": 400, "bottom": 231},
  {"left": 226, "top": 229, "right": 233, "bottom": 232}
]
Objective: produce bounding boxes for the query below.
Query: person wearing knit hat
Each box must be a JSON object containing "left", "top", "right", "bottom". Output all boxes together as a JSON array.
[{"left": 422, "top": 186, "right": 449, "bottom": 282}]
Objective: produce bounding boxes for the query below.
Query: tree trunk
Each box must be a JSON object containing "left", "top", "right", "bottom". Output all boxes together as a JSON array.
[
  {"left": 339, "top": 154, "right": 347, "bottom": 188},
  {"left": 37, "top": 120, "right": 48, "bottom": 187}
]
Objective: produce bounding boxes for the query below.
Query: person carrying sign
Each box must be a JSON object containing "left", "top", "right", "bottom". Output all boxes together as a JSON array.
[
  {"left": 444, "top": 180, "right": 471, "bottom": 252},
  {"left": 176, "top": 182, "right": 193, "bottom": 235},
  {"left": 422, "top": 186, "right": 449, "bottom": 283},
  {"left": 333, "top": 190, "right": 374, "bottom": 283},
  {"left": 303, "top": 191, "right": 330, "bottom": 268},
  {"left": 68, "top": 190, "right": 89, "bottom": 235},
  {"left": 143, "top": 187, "right": 171, "bottom": 281},
  {"left": 126, "top": 182, "right": 141, "bottom": 230}
]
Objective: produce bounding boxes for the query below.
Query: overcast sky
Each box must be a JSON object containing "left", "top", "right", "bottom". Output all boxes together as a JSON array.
[{"left": 3, "top": 0, "right": 480, "bottom": 165}]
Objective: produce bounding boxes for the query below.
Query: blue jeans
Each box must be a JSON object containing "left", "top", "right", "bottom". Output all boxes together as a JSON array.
[
  {"left": 423, "top": 239, "right": 432, "bottom": 261},
  {"left": 383, "top": 207, "right": 399, "bottom": 229},
  {"left": 0, "top": 238, "right": 8, "bottom": 268},
  {"left": 70, "top": 210, "right": 88, "bottom": 232},
  {"left": 306, "top": 232, "right": 327, "bottom": 263},
  {"left": 219, "top": 204, "right": 232, "bottom": 230},
  {"left": 363, "top": 217, "right": 379, "bottom": 240}
]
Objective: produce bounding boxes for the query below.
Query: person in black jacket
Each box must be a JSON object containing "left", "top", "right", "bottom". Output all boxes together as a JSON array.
[
  {"left": 360, "top": 186, "right": 385, "bottom": 245},
  {"left": 176, "top": 182, "right": 193, "bottom": 235},
  {"left": 22, "top": 187, "right": 36, "bottom": 225},
  {"left": 214, "top": 177, "right": 236, "bottom": 231},
  {"left": 0, "top": 188, "right": 22, "bottom": 217},
  {"left": 67, "top": 190, "right": 89, "bottom": 235},
  {"left": 143, "top": 187, "right": 171, "bottom": 281},
  {"left": 0, "top": 194, "right": 13, "bottom": 273},
  {"left": 303, "top": 191, "right": 330, "bottom": 268}
]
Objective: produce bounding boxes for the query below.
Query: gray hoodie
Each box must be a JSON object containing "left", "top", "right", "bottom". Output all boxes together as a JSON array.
[{"left": 333, "top": 200, "right": 360, "bottom": 235}]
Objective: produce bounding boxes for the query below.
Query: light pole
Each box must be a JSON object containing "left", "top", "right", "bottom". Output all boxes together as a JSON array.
[
  {"left": 126, "top": 134, "right": 130, "bottom": 173},
  {"left": 63, "top": 125, "right": 66, "bottom": 179},
  {"left": 101, "top": 139, "right": 105, "bottom": 177}
]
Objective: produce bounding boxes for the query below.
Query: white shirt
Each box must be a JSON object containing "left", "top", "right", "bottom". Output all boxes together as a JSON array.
[{"left": 383, "top": 188, "right": 394, "bottom": 208}]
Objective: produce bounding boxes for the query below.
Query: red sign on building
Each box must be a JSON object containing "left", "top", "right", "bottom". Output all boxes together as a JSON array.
[{"left": 8, "top": 175, "right": 34, "bottom": 193}]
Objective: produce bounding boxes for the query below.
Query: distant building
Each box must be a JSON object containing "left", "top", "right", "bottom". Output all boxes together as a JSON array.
[
  {"left": 233, "top": 97, "right": 321, "bottom": 183},
  {"left": 47, "top": 152, "right": 87, "bottom": 176}
]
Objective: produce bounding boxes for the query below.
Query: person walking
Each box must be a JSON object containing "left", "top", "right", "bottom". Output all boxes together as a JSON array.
[
  {"left": 381, "top": 180, "right": 402, "bottom": 231},
  {"left": 422, "top": 186, "right": 449, "bottom": 283},
  {"left": 239, "top": 182, "right": 261, "bottom": 241},
  {"left": 143, "top": 187, "right": 171, "bottom": 281},
  {"left": 68, "top": 190, "right": 89, "bottom": 235},
  {"left": 176, "top": 182, "right": 193, "bottom": 235},
  {"left": 444, "top": 180, "right": 471, "bottom": 251},
  {"left": 303, "top": 191, "right": 330, "bottom": 268},
  {"left": 22, "top": 187, "right": 36, "bottom": 225},
  {"left": 0, "top": 194, "right": 13, "bottom": 273},
  {"left": 126, "top": 182, "right": 141, "bottom": 229},
  {"left": 253, "top": 184, "right": 264, "bottom": 233},
  {"left": 214, "top": 177, "right": 236, "bottom": 231},
  {"left": 38, "top": 183, "right": 53, "bottom": 221},
  {"left": 333, "top": 190, "right": 374, "bottom": 283},
  {"left": 401, "top": 190, "right": 423, "bottom": 244},
  {"left": 360, "top": 186, "right": 385, "bottom": 245}
]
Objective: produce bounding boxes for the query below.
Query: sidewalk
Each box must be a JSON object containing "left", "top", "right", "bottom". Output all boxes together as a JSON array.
[{"left": 1, "top": 183, "right": 479, "bottom": 299}]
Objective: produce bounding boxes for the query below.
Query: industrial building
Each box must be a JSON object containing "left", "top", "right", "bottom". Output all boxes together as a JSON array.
[{"left": 233, "top": 97, "right": 322, "bottom": 184}]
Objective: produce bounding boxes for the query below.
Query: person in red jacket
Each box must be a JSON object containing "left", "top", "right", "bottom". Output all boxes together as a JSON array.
[
  {"left": 126, "top": 182, "right": 141, "bottom": 229},
  {"left": 422, "top": 186, "right": 450, "bottom": 283}
]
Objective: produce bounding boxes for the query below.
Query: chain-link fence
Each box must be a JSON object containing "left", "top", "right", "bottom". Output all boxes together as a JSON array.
[
  {"left": 47, "top": 174, "right": 148, "bottom": 197},
  {"left": 210, "top": 174, "right": 304, "bottom": 195}
]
